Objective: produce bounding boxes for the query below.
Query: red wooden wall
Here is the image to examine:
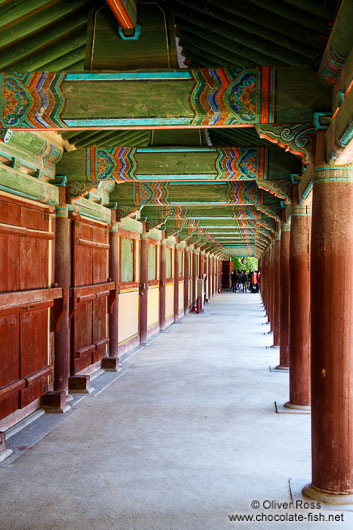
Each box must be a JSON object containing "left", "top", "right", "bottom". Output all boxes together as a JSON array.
[{"left": 0, "top": 195, "right": 60, "bottom": 421}]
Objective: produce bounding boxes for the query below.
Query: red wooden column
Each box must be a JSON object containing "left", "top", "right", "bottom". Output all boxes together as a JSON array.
[
  {"left": 159, "top": 235, "right": 166, "bottom": 331},
  {"left": 207, "top": 254, "right": 211, "bottom": 301},
  {"left": 184, "top": 245, "right": 189, "bottom": 314},
  {"left": 260, "top": 252, "right": 265, "bottom": 309},
  {"left": 54, "top": 189, "right": 70, "bottom": 398},
  {"left": 140, "top": 230, "right": 148, "bottom": 343},
  {"left": 272, "top": 226, "right": 281, "bottom": 346},
  {"left": 192, "top": 250, "right": 197, "bottom": 304},
  {"left": 268, "top": 240, "right": 274, "bottom": 326},
  {"left": 174, "top": 240, "right": 179, "bottom": 322},
  {"left": 277, "top": 220, "right": 291, "bottom": 368},
  {"left": 104, "top": 210, "right": 119, "bottom": 368},
  {"left": 261, "top": 250, "right": 267, "bottom": 313},
  {"left": 284, "top": 198, "right": 311, "bottom": 410},
  {"left": 303, "top": 133, "right": 353, "bottom": 503}
]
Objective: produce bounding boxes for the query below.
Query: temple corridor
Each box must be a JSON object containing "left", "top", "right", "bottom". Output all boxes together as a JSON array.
[{"left": 1, "top": 293, "right": 351, "bottom": 530}]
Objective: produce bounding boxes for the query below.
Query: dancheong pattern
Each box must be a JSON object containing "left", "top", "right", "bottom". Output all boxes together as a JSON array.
[
  {"left": 215, "top": 147, "right": 267, "bottom": 180},
  {"left": 0, "top": 72, "right": 65, "bottom": 128},
  {"left": 87, "top": 146, "right": 137, "bottom": 181},
  {"left": 134, "top": 182, "right": 169, "bottom": 206},
  {"left": 255, "top": 123, "right": 315, "bottom": 164},
  {"left": 190, "top": 67, "right": 274, "bottom": 126},
  {"left": 225, "top": 182, "right": 258, "bottom": 205}
]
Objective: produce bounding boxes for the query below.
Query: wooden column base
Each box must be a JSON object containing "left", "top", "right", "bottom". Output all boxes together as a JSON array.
[
  {"left": 69, "top": 375, "right": 91, "bottom": 393},
  {"left": 40, "top": 391, "right": 71, "bottom": 414},
  {"left": 101, "top": 357, "right": 119, "bottom": 371}
]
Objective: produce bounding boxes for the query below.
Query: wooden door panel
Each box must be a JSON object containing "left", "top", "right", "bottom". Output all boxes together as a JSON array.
[
  {"left": 20, "top": 307, "right": 50, "bottom": 378},
  {"left": 93, "top": 338, "right": 109, "bottom": 364},
  {"left": 92, "top": 225, "right": 107, "bottom": 244},
  {"left": 92, "top": 297, "right": 106, "bottom": 344},
  {"left": 24, "top": 238, "right": 50, "bottom": 290},
  {"left": 0, "top": 233, "right": 21, "bottom": 292},
  {"left": 71, "top": 218, "right": 110, "bottom": 372},
  {"left": 21, "top": 207, "right": 48, "bottom": 231},
  {"left": 73, "top": 345, "right": 94, "bottom": 373},
  {"left": 0, "top": 315, "right": 20, "bottom": 387},
  {"left": 75, "top": 244, "right": 93, "bottom": 286},
  {"left": 93, "top": 248, "right": 107, "bottom": 284},
  {"left": 20, "top": 365, "right": 53, "bottom": 409},
  {"left": 0, "top": 394, "right": 19, "bottom": 421},
  {"left": 74, "top": 301, "right": 93, "bottom": 351},
  {"left": 0, "top": 200, "right": 20, "bottom": 225},
  {"left": 0, "top": 196, "right": 56, "bottom": 421}
]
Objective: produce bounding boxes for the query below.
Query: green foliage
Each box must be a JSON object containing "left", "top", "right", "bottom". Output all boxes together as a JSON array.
[{"left": 232, "top": 256, "right": 258, "bottom": 273}]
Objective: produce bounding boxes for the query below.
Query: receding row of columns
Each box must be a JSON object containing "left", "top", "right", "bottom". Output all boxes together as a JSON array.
[
  {"left": 54, "top": 209, "right": 220, "bottom": 398},
  {"left": 260, "top": 133, "right": 353, "bottom": 503}
]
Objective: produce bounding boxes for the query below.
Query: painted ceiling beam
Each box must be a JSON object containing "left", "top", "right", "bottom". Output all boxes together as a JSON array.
[
  {"left": 109, "top": 181, "right": 261, "bottom": 206},
  {"left": 140, "top": 205, "right": 261, "bottom": 221},
  {"left": 57, "top": 145, "right": 269, "bottom": 182},
  {"left": 0, "top": 67, "right": 330, "bottom": 130}
]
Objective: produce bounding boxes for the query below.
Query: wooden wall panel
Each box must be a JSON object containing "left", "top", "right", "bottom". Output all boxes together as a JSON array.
[
  {"left": 0, "top": 195, "right": 56, "bottom": 422},
  {"left": 71, "top": 217, "right": 111, "bottom": 374}
]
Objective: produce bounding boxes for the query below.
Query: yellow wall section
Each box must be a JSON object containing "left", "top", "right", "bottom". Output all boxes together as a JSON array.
[
  {"left": 188, "top": 279, "right": 192, "bottom": 305},
  {"left": 178, "top": 280, "right": 184, "bottom": 311},
  {"left": 118, "top": 290, "right": 139, "bottom": 344},
  {"left": 147, "top": 285, "right": 159, "bottom": 329},
  {"left": 166, "top": 283, "right": 174, "bottom": 319}
]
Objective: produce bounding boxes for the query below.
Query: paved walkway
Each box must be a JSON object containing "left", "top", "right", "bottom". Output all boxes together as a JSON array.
[{"left": 0, "top": 293, "right": 351, "bottom": 529}]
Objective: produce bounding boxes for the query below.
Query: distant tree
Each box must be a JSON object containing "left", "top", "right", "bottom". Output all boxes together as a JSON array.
[{"left": 232, "top": 257, "right": 258, "bottom": 273}]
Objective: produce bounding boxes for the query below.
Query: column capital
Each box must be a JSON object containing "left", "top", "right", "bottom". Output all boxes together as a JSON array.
[
  {"left": 281, "top": 220, "right": 291, "bottom": 231},
  {"left": 292, "top": 205, "right": 312, "bottom": 216},
  {"left": 314, "top": 165, "right": 353, "bottom": 183},
  {"left": 55, "top": 205, "right": 69, "bottom": 218}
]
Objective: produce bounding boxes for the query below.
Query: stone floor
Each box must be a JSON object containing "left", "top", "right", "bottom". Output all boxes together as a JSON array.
[{"left": 0, "top": 293, "right": 352, "bottom": 529}]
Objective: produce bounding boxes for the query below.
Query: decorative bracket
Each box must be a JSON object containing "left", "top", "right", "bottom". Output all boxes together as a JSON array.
[
  {"left": 256, "top": 179, "right": 291, "bottom": 205},
  {"left": 255, "top": 123, "right": 315, "bottom": 164},
  {"left": 67, "top": 182, "right": 99, "bottom": 203},
  {"left": 116, "top": 206, "right": 140, "bottom": 222},
  {"left": 256, "top": 204, "right": 281, "bottom": 222}
]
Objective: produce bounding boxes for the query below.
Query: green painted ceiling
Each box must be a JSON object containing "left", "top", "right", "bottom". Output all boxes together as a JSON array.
[{"left": 0, "top": 0, "right": 340, "bottom": 256}]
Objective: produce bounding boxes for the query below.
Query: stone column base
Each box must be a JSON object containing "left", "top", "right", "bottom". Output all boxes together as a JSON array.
[
  {"left": 302, "top": 483, "right": 353, "bottom": 505},
  {"left": 274, "top": 363, "right": 288, "bottom": 370},
  {"left": 284, "top": 401, "right": 311, "bottom": 411}
]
